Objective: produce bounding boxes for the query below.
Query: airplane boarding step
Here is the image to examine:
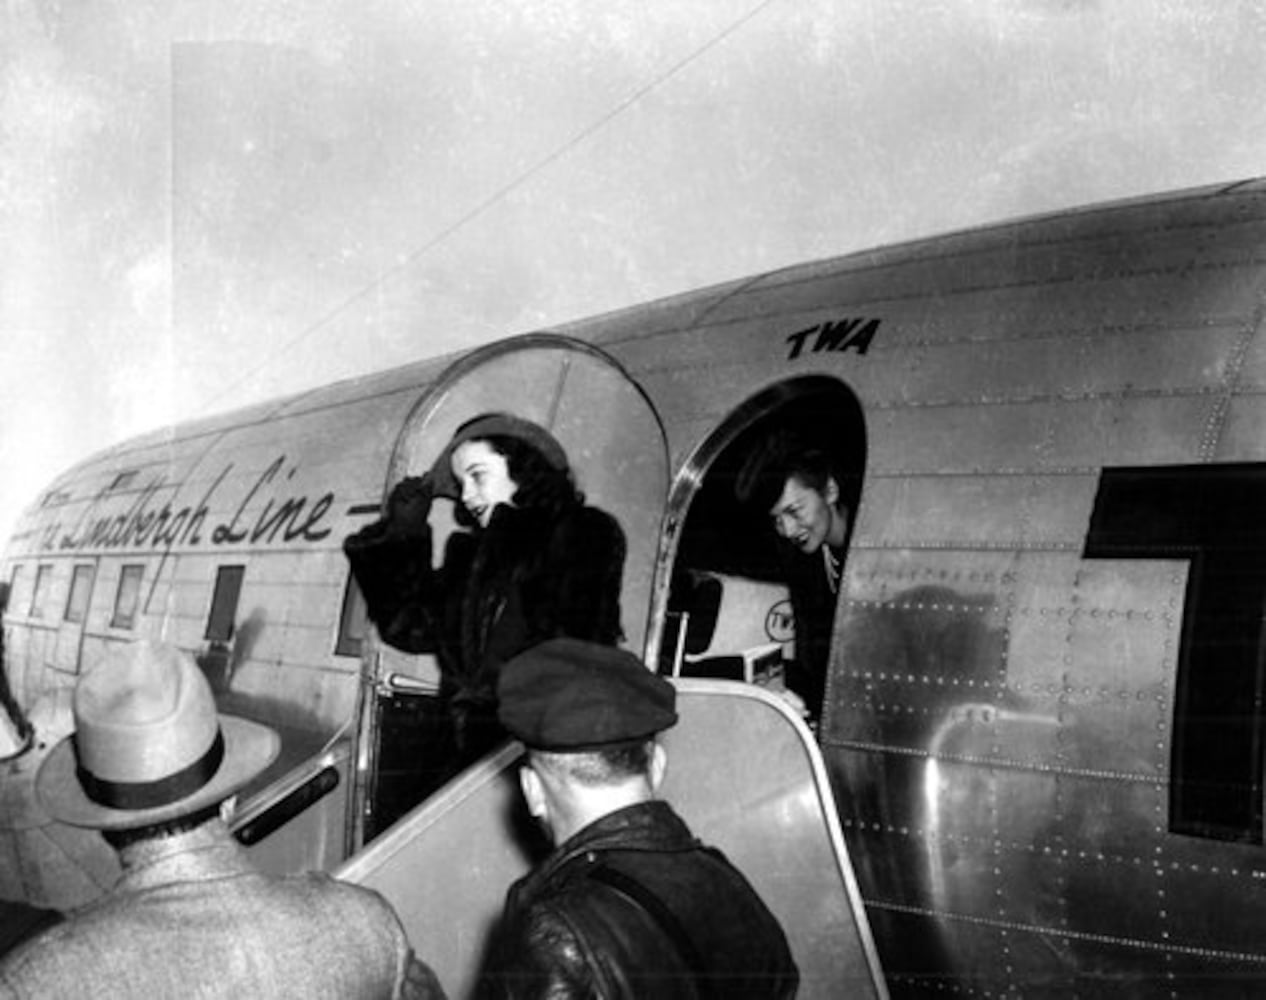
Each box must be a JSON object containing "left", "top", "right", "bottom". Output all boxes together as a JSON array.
[{"left": 338, "top": 678, "right": 888, "bottom": 999}]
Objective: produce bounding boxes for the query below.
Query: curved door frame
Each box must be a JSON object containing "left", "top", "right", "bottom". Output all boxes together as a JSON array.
[{"left": 648, "top": 375, "right": 867, "bottom": 690}]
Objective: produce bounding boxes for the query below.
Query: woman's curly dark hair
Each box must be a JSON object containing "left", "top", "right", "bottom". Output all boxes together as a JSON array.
[{"left": 452, "top": 433, "right": 583, "bottom": 528}]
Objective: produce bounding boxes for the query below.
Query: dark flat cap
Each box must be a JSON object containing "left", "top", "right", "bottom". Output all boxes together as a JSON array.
[
  {"left": 498, "top": 639, "right": 677, "bottom": 750},
  {"left": 429, "top": 413, "right": 569, "bottom": 500}
]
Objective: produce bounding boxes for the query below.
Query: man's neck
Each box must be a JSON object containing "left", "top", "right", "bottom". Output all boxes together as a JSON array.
[
  {"left": 553, "top": 785, "right": 653, "bottom": 845},
  {"left": 117, "top": 817, "right": 231, "bottom": 872}
]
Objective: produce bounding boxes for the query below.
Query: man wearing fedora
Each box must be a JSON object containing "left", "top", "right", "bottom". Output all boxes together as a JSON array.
[
  {"left": 0, "top": 640, "right": 445, "bottom": 999},
  {"left": 477, "top": 637, "right": 798, "bottom": 999}
]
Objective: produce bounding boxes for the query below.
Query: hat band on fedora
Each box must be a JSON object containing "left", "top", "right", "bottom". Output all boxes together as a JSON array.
[{"left": 75, "top": 728, "right": 226, "bottom": 812}]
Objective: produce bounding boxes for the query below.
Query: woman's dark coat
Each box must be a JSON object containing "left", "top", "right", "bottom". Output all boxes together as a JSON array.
[{"left": 343, "top": 489, "right": 626, "bottom": 759}]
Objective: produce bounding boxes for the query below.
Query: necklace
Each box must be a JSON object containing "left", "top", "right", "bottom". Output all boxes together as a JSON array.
[{"left": 822, "top": 545, "right": 841, "bottom": 594}]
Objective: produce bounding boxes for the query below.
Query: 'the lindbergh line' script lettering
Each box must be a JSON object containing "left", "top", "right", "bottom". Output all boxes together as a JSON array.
[{"left": 47, "top": 456, "right": 335, "bottom": 553}]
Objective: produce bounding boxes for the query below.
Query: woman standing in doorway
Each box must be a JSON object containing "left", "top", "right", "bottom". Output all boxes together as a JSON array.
[{"left": 344, "top": 412, "right": 626, "bottom": 767}]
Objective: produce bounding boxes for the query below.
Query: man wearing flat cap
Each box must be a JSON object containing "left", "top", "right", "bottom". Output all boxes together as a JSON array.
[
  {"left": 0, "top": 639, "right": 445, "bottom": 1000},
  {"left": 478, "top": 637, "right": 798, "bottom": 1000}
]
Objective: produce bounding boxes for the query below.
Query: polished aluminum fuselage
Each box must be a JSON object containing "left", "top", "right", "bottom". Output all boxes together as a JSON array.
[
  {"left": 5, "top": 178, "right": 1266, "bottom": 995},
  {"left": 583, "top": 179, "right": 1266, "bottom": 995}
]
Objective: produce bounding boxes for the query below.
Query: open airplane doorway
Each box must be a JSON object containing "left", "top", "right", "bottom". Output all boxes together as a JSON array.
[
  {"left": 353, "top": 334, "right": 669, "bottom": 845},
  {"left": 654, "top": 376, "right": 866, "bottom": 730}
]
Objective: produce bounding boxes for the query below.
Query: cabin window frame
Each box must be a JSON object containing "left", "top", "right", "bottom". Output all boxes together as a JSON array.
[
  {"left": 111, "top": 564, "right": 145, "bottom": 630},
  {"left": 5, "top": 564, "right": 23, "bottom": 616},
  {"left": 63, "top": 564, "right": 95, "bottom": 624},
  {"left": 28, "top": 564, "right": 54, "bottom": 619},
  {"left": 334, "top": 573, "right": 368, "bottom": 658},
  {"left": 205, "top": 565, "right": 245, "bottom": 642}
]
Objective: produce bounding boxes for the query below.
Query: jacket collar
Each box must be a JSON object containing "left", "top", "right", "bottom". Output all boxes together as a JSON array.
[
  {"left": 114, "top": 820, "right": 254, "bottom": 894},
  {"left": 532, "top": 800, "right": 698, "bottom": 884}
]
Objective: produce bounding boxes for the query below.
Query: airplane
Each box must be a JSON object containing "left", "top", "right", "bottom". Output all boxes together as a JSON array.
[{"left": 2, "top": 174, "right": 1266, "bottom": 996}]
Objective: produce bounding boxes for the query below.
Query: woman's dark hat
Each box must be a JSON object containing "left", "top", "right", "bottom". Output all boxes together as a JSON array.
[
  {"left": 734, "top": 430, "right": 804, "bottom": 511},
  {"left": 429, "top": 412, "right": 570, "bottom": 500},
  {"left": 36, "top": 640, "right": 279, "bottom": 830},
  {"left": 498, "top": 638, "right": 677, "bottom": 751}
]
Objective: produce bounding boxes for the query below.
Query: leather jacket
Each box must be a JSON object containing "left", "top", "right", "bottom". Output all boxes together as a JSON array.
[{"left": 478, "top": 801, "right": 798, "bottom": 1000}]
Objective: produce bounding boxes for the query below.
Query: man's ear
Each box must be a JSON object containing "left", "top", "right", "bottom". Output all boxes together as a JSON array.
[
  {"left": 824, "top": 475, "right": 841, "bottom": 506},
  {"left": 648, "top": 742, "right": 668, "bottom": 795},
  {"left": 519, "top": 765, "right": 548, "bottom": 820}
]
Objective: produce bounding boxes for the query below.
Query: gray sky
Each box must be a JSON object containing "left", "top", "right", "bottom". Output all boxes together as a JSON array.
[{"left": 3, "top": 0, "right": 1265, "bottom": 546}]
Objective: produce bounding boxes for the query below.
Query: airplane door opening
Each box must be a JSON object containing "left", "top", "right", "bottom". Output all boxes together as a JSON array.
[
  {"left": 656, "top": 377, "right": 866, "bottom": 734},
  {"left": 353, "top": 334, "right": 668, "bottom": 844}
]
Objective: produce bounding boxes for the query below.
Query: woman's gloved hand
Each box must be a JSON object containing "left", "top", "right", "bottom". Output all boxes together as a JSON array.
[{"left": 384, "top": 473, "right": 433, "bottom": 537}]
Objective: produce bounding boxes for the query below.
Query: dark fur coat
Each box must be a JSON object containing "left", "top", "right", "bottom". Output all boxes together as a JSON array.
[{"left": 344, "top": 502, "right": 626, "bottom": 713}]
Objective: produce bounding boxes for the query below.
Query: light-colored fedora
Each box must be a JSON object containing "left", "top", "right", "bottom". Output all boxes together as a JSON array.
[{"left": 36, "top": 640, "right": 280, "bottom": 830}]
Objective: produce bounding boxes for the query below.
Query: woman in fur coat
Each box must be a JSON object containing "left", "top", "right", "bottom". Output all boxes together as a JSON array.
[{"left": 344, "top": 413, "right": 627, "bottom": 768}]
